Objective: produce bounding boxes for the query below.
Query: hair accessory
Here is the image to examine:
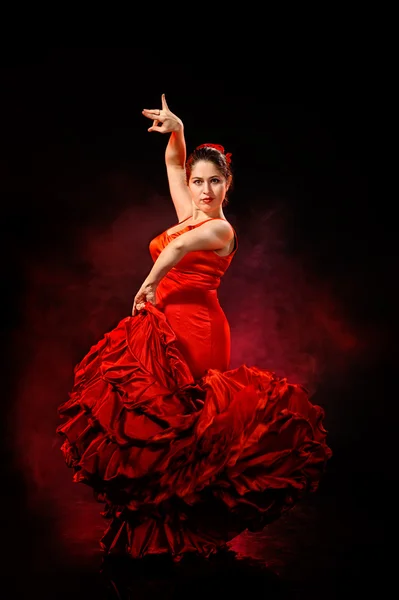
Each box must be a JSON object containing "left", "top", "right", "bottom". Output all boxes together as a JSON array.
[{"left": 196, "top": 143, "right": 232, "bottom": 165}]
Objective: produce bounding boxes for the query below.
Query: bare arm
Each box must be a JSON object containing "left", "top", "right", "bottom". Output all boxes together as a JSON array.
[
  {"left": 132, "top": 220, "right": 234, "bottom": 315},
  {"left": 142, "top": 94, "right": 192, "bottom": 222},
  {"left": 164, "top": 127, "right": 192, "bottom": 222},
  {"left": 146, "top": 220, "right": 233, "bottom": 285}
]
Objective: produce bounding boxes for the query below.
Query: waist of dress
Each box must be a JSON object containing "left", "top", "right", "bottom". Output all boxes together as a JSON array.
[
  {"left": 157, "top": 276, "right": 221, "bottom": 308},
  {"left": 163, "top": 269, "right": 221, "bottom": 290}
]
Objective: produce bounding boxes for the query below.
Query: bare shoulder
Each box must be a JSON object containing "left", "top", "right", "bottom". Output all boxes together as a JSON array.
[
  {"left": 207, "top": 218, "right": 234, "bottom": 236},
  {"left": 177, "top": 218, "right": 235, "bottom": 253},
  {"left": 195, "top": 218, "right": 234, "bottom": 245}
]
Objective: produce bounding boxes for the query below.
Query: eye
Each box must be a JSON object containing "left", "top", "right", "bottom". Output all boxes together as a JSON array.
[{"left": 211, "top": 178, "right": 221, "bottom": 184}]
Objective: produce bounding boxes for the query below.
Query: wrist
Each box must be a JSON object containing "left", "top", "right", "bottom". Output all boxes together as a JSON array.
[
  {"left": 143, "top": 278, "right": 159, "bottom": 288},
  {"left": 173, "top": 120, "right": 184, "bottom": 133}
]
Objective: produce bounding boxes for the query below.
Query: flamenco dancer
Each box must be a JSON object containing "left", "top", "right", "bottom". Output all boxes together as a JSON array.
[{"left": 57, "top": 94, "right": 332, "bottom": 564}]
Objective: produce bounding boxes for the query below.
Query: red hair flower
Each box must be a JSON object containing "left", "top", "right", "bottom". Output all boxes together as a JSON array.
[{"left": 195, "top": 143, "right": 232, "bottom": 165}]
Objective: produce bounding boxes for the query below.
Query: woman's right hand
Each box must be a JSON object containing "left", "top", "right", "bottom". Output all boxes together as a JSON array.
[
  {"left": 132, "top": 280, "right": 157, "bottom": 316},
  {"left": 142, "top": 94, "right": 183, "bottom": 134}
]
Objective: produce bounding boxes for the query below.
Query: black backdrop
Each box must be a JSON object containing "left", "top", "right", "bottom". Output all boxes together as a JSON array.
[{"left": 1, "top": 48, "right": 392, "bottom": 597}]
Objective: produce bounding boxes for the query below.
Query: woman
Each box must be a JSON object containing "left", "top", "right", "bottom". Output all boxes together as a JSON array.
[
  {"left": 133, "top": 94, "right": 236, "bottom": 379},
  {"left": 57, "top": 94, "right": 332, "bottom": 563}
]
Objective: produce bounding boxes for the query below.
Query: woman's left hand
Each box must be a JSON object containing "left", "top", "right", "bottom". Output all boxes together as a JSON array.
[{"left": 132, "top": 281, "right": 157, "bottom": 316}]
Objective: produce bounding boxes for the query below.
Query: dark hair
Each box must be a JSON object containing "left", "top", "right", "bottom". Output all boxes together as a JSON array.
[{"left": 185, "top": 144, "right": 233, "bottom": 207}]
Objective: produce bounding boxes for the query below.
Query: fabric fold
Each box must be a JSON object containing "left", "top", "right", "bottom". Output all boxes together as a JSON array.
[{"left": 57, "top": 302, "right": 332, "bottom": 560}]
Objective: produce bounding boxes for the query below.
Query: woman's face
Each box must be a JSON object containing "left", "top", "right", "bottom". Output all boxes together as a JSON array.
[{"left": 188, "top": 160, "right": 229, "bottom": 213}]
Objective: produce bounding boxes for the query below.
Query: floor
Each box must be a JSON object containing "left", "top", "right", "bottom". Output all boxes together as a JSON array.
[{"left": 0, "top": 440, "right": 387, "bottom": 600}]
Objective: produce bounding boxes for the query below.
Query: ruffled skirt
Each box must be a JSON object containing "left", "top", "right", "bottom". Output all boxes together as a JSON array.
[{"left": 57, "top": 303, "right": 332, "bottom": 561}]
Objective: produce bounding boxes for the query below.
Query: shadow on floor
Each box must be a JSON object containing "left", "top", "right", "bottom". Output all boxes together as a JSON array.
[{"left": 5, "top": 552, "right": 292, "bottom": 600}]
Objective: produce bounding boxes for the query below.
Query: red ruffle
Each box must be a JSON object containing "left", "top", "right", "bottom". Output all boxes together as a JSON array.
[{"left": 57, "top": 303, "right": 332, "bottom": 560}]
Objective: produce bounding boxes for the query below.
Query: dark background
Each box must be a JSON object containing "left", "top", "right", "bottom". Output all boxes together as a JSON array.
[{"left": 1, "top": 49, "right": 392, "bottom": 598}]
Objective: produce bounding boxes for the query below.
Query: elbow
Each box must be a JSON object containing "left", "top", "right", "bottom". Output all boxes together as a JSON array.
[
  {"left": 172, "top": 238, "right": 186, "bottom": 254},
  {"left": 168, "top": 238, "right": 187, "bottom": 259}
]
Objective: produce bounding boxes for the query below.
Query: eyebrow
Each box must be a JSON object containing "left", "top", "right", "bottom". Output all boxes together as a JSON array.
[{"left": 191, "top": 174, "right": 221, "bottom": 179}]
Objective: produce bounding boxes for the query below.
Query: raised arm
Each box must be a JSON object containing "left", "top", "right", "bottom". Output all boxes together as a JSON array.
[{"left": 142, "top": 94, "right": 192, "bottom": 222}]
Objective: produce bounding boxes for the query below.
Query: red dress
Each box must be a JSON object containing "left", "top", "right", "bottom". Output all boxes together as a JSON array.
[{"left": 57, "top": 217, "right": 332, "bottom": 561}]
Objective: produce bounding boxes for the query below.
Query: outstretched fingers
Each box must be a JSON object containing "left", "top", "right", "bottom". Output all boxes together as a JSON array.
[
  {"left": 161, "top": 93, "right": 169, "bottom": 110},
  {"left": 142, "top": 108, "right": 161, "bottom": 119}
]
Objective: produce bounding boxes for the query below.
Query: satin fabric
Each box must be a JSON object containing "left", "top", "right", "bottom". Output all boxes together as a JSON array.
[
  {"left": 57, "top": 217, "right": 332, "bottom": 561},
  {"left": 150, "top": 217, "right": 237, "bottom": 378}
]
